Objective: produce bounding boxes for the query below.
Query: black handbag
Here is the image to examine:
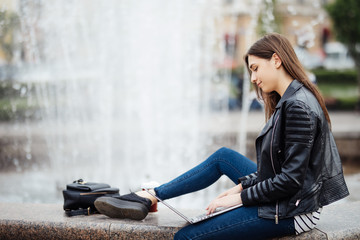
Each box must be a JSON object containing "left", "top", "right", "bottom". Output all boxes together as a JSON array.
[{"left": 63, "top": 179, "right": 120, "bottom": 216}]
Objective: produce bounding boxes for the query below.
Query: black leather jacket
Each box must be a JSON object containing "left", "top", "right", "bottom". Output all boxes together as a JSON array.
[{"left": 239, "top": 80, "right": 349, "bottom": 222}]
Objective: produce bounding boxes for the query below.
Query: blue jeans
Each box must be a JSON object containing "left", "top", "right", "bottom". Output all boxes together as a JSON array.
[{"left": 154, "top": 147, "right": 295, "bottom": 240}]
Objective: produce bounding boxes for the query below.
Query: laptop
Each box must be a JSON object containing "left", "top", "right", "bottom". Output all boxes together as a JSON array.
[{"left": 145, "top": 189, "right": 243, "bottom": 224}]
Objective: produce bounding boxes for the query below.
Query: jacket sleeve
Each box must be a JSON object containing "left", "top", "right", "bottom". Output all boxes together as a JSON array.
[
  {"left": 241, "top": 102, "right": 316, "bottom": 206},
  {"left": 238, "top": 172, "right": 258, "bottom": 189}
]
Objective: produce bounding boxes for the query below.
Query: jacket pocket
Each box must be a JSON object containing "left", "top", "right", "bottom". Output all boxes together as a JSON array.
[{"left": 286, "top": 182, "right": 322, "bottom": 215}]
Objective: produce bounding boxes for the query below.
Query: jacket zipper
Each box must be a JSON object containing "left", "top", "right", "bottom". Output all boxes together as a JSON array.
[
  {"left": 295, "top": 183, "right": 322, "bottom": 207},
  {"left": 275, "top": 202, "right": 279, "bottom": 224},
  {"left": 271, "top": 114, "right": 280, "bottom": 224}
]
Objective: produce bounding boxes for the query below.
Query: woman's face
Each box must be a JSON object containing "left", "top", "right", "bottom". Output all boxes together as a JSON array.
[{"left": 247, "top": 54, "right": 279, "bottom": 94}]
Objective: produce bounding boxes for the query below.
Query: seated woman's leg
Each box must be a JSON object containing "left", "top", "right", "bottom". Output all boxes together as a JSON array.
[
  {"left": 174, "top": 206, "right": 295, "bottom": 240},
  {"left": 155, "top": 147, "right": 256, "bottom": 200},
  {"left": 94, "top": 147, "right": 256, "bottom": 220}
]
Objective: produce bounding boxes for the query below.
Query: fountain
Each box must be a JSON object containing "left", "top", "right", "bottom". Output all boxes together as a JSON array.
[
  {"left": 0, "top": 0, "right": 243, "bottom": 208},
  {"left": 1, "top": 0, "right": 341, "bottom": 208}
]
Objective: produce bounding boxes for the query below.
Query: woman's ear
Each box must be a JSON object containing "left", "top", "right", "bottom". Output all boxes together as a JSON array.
[{"left": 272, "top": 53, "right": 282, "bottom": 69}]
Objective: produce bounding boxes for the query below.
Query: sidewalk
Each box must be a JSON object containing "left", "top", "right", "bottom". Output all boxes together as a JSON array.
[{"left": 0, "top": 201, "right": 359, "bottom": 239}]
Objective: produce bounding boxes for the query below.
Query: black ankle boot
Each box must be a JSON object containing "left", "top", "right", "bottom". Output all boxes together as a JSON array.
[{"left": 94, "top": 193, "right": 152, "bottom": 220}]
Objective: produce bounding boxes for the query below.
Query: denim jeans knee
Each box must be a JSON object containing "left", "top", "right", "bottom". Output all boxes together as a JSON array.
[{"left": 155, "top": 148, "right": 256, "bottom": 200}]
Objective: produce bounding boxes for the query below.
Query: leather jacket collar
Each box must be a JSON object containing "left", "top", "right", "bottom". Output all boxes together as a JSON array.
[
  {"left": 275, "top": 79, "right": 303, "bottom": 109},
  {"left": 257, "top": 80, "right": 303, "bottom": 139}
]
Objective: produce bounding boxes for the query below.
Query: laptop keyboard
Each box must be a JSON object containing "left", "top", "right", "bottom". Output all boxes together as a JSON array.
[
  {"left": 190, "top": 206, "right": 236, "bottom": 223},
  {"left": 192, "top": 213, "right": 210, "bottom": 222}
]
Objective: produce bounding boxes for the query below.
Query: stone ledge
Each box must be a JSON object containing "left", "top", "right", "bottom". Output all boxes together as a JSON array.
[{"left": 0, "top": 201, "right": 359, "bottom": 240}]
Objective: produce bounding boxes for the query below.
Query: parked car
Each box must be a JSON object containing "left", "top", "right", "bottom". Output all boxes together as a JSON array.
[
  {"left": 294, "top": 46, "right": 323, "bottom": 70},
  {"left": 323, "top": 42, "right": 355, "bottom": 70}
]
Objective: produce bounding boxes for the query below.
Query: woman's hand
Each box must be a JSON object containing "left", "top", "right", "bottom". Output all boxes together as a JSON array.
[
  {"left": 206, "top": 194, "right": 242, "bottom": 215},
  {"left": 205, "top": 184, "right": 243, "bottom": 215}
]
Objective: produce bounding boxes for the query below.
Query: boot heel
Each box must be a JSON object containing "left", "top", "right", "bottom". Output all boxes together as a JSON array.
[{"left": 149, "top": 202, "right": 157, "bottom": 212}]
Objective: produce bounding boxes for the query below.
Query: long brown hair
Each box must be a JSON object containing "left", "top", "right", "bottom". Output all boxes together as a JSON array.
[{"left": 244, "top": 33, "right": 331, "bottom": 126}]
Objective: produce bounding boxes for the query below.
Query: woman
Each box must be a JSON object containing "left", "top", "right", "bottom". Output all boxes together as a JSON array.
[{"left": 94, "top": 33, "right": 349, "bottom": 239}]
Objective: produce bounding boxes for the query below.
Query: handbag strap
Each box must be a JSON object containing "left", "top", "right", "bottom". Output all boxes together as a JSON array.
[{"left": 65, "top": 207, "right": 96, "bottom": 217}]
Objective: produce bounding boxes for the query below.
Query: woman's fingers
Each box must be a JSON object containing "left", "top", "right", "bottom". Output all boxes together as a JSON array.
[
  {"left": 205, "top": 185, "right": 244, "bottom": 215},
  {"left": 206, "top": 194, "right": 243, "bottom": 215},
  {"left": 206, "top": 199, "right": 220, "bottom": 215}
]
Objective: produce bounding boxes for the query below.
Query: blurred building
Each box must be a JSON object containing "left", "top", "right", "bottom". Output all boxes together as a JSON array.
[{"left": 220, "top": 0, "right": 334, "bottom": 69}]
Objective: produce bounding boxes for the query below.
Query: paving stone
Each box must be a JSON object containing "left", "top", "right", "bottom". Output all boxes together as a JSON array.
[{"left": 0, "top": 201, "right": 359, "bottom": 240}]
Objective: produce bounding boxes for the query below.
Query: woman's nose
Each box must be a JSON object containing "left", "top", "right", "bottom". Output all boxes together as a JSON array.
[{"left": 250, "top": 73, "right": 256, "bottom": 83}]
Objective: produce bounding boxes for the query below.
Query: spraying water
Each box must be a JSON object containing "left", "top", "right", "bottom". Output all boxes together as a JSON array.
[
  {"left": 1, "top": 0, "right": 240, "bottom": 208},
  {"left": 0, "top": 0, "right": 338, "bottom": 208}
]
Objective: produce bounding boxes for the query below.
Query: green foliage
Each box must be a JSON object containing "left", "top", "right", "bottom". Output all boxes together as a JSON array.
[
  {"left": 326, "top": 0, "right": 360, "bottom": 51},
  {"left": 312, "top": 69, "right": 357, "bottom": 84},
  {"left": 326, "top": 0, "right": 360, "bottom": 110},
  {"left": 314, "top": 69, "right": 358, "bottom": 110},
  {"left": 0, "top": 82, "right": 40, "bottom": 121}
]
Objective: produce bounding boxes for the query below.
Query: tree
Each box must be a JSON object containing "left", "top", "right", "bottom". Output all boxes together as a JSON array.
[{"left": 326, "top": 0, "right": 360, "bottom": 110}]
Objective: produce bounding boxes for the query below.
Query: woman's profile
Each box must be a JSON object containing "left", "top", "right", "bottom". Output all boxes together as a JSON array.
[{"left": 94, "top": 33, "right": 349, "bottom": 240}]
